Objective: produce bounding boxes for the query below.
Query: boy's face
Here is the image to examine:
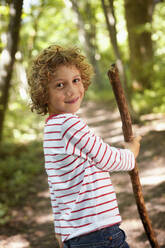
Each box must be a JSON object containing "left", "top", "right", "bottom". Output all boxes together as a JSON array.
[{"left": 47, "top": 65, "right": 84, "bottom": 115}]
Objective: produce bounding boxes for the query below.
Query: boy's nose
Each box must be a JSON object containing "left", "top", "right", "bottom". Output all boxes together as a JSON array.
[{"left": 66, "top": 85, "right": 75, "bottom": 97}]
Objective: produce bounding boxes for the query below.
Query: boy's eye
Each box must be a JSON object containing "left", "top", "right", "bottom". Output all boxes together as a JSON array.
[
  {"left": 73, "top": 78, "right": 81, "bottom": 83},
  {"left": 56, "top": 82, "right": 64, "bottom": 88}
]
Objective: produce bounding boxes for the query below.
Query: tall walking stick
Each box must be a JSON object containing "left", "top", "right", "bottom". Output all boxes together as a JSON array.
[{"left": 107, "top": 64, "right": 159, "bottom": 248}]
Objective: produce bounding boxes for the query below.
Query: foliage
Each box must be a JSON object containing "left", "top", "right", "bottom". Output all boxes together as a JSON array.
[
  {"left": 132, "top": 65, "right": 165, "bottom": 114},
  {"left": 131, "top": 1, "right": 165, "bottom": 114},
  {"left": 0, "top": 4, "right": 9, "bottom": 51},
  {"left": 85, "top": 84, "right": 114, "bottom": 103},
  {"left": 0, "top": 140, "right": 44, "bottom": 224},
  {"left": 132, "top": 88, "right": 165, "bottom": 114}
]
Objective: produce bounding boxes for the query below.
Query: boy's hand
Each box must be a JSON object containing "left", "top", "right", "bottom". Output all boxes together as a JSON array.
[
  {"left": 55, "top": 234, "right": 63, "bottom": 248},
  {"left": 124, "top": 136, "right": 142, "bottom": 158}
]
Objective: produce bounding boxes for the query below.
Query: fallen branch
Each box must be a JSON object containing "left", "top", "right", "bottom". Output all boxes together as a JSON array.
[{"left": 107, "top": 64, "right": 159, "bottom": 248}]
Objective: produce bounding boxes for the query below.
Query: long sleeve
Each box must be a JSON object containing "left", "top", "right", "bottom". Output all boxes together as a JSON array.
[
  {"left": 62, "top": 115, "right": 135, "bottom": 172},
  {"left": 44, "top": 113, "right": 128, "bottom": 242},
  {"left": 48, "top": 179, "right": 61, "bottom": 235}
]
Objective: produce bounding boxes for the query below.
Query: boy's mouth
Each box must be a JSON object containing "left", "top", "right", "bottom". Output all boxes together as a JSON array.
[{"left": 65, "top": 97, "right": 79, "bottom": 104}]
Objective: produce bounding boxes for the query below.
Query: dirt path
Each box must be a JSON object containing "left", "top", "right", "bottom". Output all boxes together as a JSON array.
[{"left": 0, "top": 101, "right": 165, "bottom": 248}]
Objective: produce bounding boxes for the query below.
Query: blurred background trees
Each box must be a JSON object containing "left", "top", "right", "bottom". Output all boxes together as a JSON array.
[
  {"left": 124, "top": 0, "right": 154, "bottom": 91},
  {"left": 0, "top": 0, "right": 165, "bottom": 223},
  {"left": 0, "top": 0, "right": 165, "bottom": 142},
  {"left": 0, "top": 0, "right": 23, "bottom": 141}
]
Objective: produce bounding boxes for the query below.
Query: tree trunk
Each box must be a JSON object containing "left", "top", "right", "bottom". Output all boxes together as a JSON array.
[
  {"left": 69, "top": 0, "right": 102, "bottom": 88},
  {"left": 101, "top": 0, "right": 139, "bottom": 121},
  {"left": 27, "top": 0, "right": 45, "bottom": 60},
  {"left": 101, "top": 0, "right": 128, "bottom": 90},
  {"left": 0, "top": 0, "right": 23, "bottom": 142},
  {"left": 124, "top": 0, "right": 154, "bottom": 90}
]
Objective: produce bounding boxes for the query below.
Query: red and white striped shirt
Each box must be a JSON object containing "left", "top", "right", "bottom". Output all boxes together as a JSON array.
[{"left": 43, "top": 113, "right": 135, "bottom": 242}]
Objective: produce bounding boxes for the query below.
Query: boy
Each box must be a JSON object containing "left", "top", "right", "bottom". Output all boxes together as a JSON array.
[{"left": 28, "top": 45, "right": 141, "bottom": 248}]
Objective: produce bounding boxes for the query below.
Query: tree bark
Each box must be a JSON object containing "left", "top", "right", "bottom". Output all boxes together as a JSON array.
[
  {"left": 107, "top": 64, "right": 160, "bottom": 248},
  {"left": 0, "top": 0, "right": 23, "bottom": 142},
  {"left": 124, "top": 0, "right": 154, "bottom": 90}
]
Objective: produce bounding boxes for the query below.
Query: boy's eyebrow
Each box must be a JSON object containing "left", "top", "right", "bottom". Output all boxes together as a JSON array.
[
  {"left": 52, "top": 74, "right": 81, "bottom": 82},
  {"left": 53, "top": 78, "right": 65, "bottom": 82},
  {"left": 73, "top": 74, "right": 81, "bottom": 78}
]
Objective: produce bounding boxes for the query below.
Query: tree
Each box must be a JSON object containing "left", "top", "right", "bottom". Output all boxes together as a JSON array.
[
  {"left": 101, "top": 0, "right": 139, "bottom": 120},
  {"left": 101, "top": 0, "right": 128, "bottom": 92},
  {"left": 69, "top": 0, "right": 102, "bottom": 88},
  {"left": 27, "top": 0, "right": 46, "bottom": 60},
  {"left": 124, "top": 0, "right": 154, "bottom": 91},
  {"left": 0, "top": 0, "right": 23, "bottom": 142}
]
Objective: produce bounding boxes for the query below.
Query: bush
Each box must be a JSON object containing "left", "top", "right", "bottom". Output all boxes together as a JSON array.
[{"left": 0, "top": 141, "right": 44, "bottom": 224}]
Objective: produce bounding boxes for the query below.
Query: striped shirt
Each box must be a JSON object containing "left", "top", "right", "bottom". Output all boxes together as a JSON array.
[{"left": 43, "top": 113, "right": 135, "bottom": 242}]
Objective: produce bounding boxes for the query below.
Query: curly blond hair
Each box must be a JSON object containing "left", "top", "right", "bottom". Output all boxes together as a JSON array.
[{"left": 28, "top": 45, "right": 94, "bottom": 115}]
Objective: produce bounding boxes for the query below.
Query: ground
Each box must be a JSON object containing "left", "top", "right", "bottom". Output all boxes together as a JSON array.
[{"left": 0, "top": 101, "right": 165, "bottom": 248}]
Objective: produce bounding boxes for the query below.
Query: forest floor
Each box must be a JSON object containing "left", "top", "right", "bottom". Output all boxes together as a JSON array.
[{"left": 0, "top": 101, "right": 165, "bottom": 248}]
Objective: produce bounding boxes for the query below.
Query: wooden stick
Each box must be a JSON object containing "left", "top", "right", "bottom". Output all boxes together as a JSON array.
[{"left": 107, "top": 64, "right": 159, "bottom": 248}]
